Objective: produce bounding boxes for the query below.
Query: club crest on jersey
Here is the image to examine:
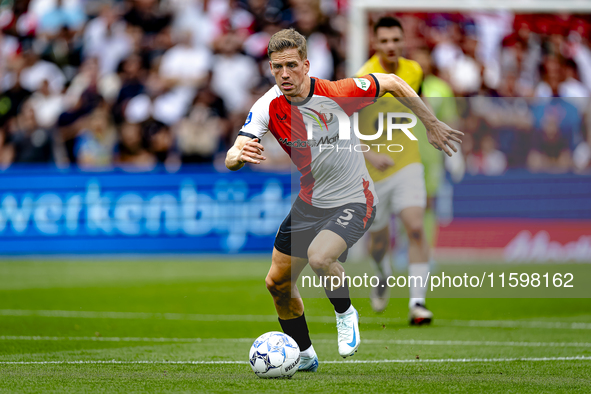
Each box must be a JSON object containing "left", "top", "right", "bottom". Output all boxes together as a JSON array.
[
  {"left": 353, "top": 78, "right": 370, "bottom": 91},
  {"left": 304, "top": 107, "right": 333, "bottom": 131},
  {"left": 276, "top": 113, "right": 287, "bottom": 122},
  {"left": 321, "top": 112, "right": 333, "bottom": 124}
]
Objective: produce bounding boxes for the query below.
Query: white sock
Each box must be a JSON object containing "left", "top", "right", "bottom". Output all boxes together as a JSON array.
[
  {"left": 379, "top": 255, "right": 392, "bottom": 278},
  {"left": 335, "top": 304, "right": 355, "bottom": 317},
  {"left": 371, "top": 254, "right": 392, "bottom": 279},
  {"left": 300, "top": 344, "right": 316, "bottom": 357},
  {"left": 409, "top": 262, "right": 429, "bottom": 307}
]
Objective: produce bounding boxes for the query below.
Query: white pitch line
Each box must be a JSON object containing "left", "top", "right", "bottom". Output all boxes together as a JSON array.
[
  {"left": 2, "top": 336, "right": 591, "bottom": 349},
  {"left": 0, "top": 309, "right": 290, "bottom": 323},
  {"left": 361, "top": 339, "right": 591, "bottom": 348},
  {"left": 0, "top": 336, "right": 210, "bottom": 343},
  {"left": 0, "top": 360, "right": 248, "bottom": 365},
  {"left": 323, "top": 356, "right": 591, "bottom": 364},
  {"left": 445, "top": 319, "right": 591, "bottom": 330},
  {"left": 1, "top": 356, "right": 590, "bottom": 365},
  {"left": 2, "top": 309, "right": 591, "bottom": 330}
]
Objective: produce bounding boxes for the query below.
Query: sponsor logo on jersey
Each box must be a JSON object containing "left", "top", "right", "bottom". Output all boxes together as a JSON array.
[
  {"left": 304, "top": 107, "right": 418, "bottom": 143},
  {"left": 353, "top": 78, "right": 370, "bottom": 91},
  {"left": 278, "top": 135, "right": 340, "bottom": 149},
  {"left": 316, "top": 135, "right": 339, "bottom": 146},
  {"left": 278, "top": 138, "right": 309, "bottom": 148}
]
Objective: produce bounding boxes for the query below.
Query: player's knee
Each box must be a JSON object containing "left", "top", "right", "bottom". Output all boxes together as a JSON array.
[
  {"left": 371, "top": 236, "right": 388, "bottom": 254},
  {"left": 370, "top": 232, "right": 388, "bottom": 257},
  {"left": 307, "top": 253, "right": 332, "bottom": 273},
  {"left": 265, "top": 274, "right": 290, "bottom": 297},
  {"left": 407, "top": 222, "right": 424, "bottom": 242}
]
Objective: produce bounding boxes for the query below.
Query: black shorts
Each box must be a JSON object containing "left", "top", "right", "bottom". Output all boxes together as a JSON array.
[{"left": 274, "top": 196, "right": 376, "bottom": 262}]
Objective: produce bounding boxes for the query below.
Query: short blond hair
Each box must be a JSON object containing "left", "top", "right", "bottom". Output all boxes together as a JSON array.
[{"left": 267, "top": 28, "right": 307, "bottom": 60}]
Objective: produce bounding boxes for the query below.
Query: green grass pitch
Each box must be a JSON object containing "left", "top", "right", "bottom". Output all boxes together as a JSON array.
[{"left": 0, "top": 259, "right": 590, "bottom": 393}]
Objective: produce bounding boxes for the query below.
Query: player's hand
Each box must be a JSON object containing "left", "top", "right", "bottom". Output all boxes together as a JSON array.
[
  {"left": 239, "top": 138, "right": 266, "bottom": 165},
  {"left": 367, "top": 152, "right": 394, "bottom": 172},
  {"left": 426, "top": 120, "right": 464, "bottom": 157}
]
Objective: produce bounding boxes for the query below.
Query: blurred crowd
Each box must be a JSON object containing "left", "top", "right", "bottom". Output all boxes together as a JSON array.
[
  {"left": 0, "top": 1, "right": 590, "bottom": 174},
  {"left": 393, "top": 12, "right": 591, "bottom": 174}
]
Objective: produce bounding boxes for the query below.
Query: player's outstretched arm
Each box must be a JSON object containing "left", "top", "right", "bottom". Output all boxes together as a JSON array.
[
  {"left": 372, "top": 73, "right": 464, "bottom": 157},
  {"left": 225, "top": 135, "right": 266, "bottom": 171}
]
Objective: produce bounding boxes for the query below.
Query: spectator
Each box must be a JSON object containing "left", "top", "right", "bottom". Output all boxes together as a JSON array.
[
  {"left": 145, "top": 119, "right": 179, "bottom": 166},
  {"left": 500, "top": 22, "right": 542, "bottom": 97},
  {"left": 116, "top": 121, "right": 156, "bottom": 168},
  {"left": 470, "top": 72, "right": 533, "bottom": 168},
  {"left": 528, "top": 106, "right": 574, "bottom": 173},
  {"left": 123, "top": 0, "right": 172, "bottom": 35},
  {"left": 112, "top": 54, "right": 146, "bottom": 124},
  {"left": 56, "top": 84, "right": 103, "bottom": 164},
  {"left": 535, "top": 56, "right": 563, "bottom": 97},
  {"left": 561, "top": 59, "right": 589, "bottom": 97},
  {"left": 19, "top": 48, "right": 66, "bottom": 95},
  {"left": 430, "top": 20, "right": 463, "bottom": 73},
  {"left": 158, "top": 30, "right": 211, "bottom": 88},
  {"left": 0, "top": 32, "right": 19, "bottom": 88},
  {"left": 211, "top": 32, "right": 258, "bottom": 113},
  {"left": 466, "top": 134, "right": 507, "bottom": 175},
  {"left": 559, "top": 59, "right": 589, "bottom": 114},
  {"left": 65, "top": 57, "right": 101, "bottom": 108},
  {"left": 293, "top": 4, "right": 333, "bottom": 79},
  {"left": 41, "top": 24, "right": 84, "bottom": 79},
  {"left": 0, "top": 123, "right": 14, "bottom": 169},
  {"left": 169, "top": 0, "right": 217, "bottom": 48},
  {"left": 73, "top": 102, "right": 116, "bottom": 168},
  {"left": 28, "top": 78, "right": 64, "bottom": 128},
  {"left": 10, "top": 99, "right": 54, "bottom": 163},
  {"left": 36, "top": 0, "right": 86, "bottom": 37},
  {"left": 412, "top": 48, "right": 460, "bottom": 131},
  {"left": 448, "top": 31, "right": 482, "bottom": 96},
  {"left": 176, "top": 86, "right": 227, "bottom": 164},
  {"left": 0, "top": 61, "right": 32, "bottom": 127}
]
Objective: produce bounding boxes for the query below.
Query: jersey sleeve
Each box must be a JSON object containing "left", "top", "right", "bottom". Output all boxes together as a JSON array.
[
  {"left": 238, "top": 98, "right": 270, "bottom": 140},
  {"left": 332, "top": 74, "right": 380, "bottom": 99},
  {"left": 317, "top": 74, "right": 380, "bottom": 116}
]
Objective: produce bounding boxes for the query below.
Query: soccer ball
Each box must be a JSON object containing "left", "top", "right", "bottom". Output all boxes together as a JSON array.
[{"left": 249, "top": 331, "right": 300, "bottom": 378}]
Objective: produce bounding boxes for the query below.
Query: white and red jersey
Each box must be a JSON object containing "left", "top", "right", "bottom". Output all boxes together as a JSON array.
[{"left": 239, "top": 75, "right": 380, "bottom": 209}]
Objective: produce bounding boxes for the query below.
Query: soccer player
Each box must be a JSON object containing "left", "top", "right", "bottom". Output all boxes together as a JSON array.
[
  {"left": 355, "top": 16, "right": 438, "bottom": 323},
  {"left": 226, "top": 28, "right": 461, "bottom": 371}
]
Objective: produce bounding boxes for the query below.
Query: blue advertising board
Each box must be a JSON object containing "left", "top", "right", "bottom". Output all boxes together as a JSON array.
[
  {"left": 0, "top": 166, "right": 589, "bottom": 255},
  {"left": 451, "top": 171, "right": 591, "bottom": 219},
  {"left": 0, "top": 166, "right": 293, "bottom": 255}
]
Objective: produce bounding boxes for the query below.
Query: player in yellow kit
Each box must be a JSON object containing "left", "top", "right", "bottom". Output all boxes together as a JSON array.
[{"left": 355, "top": 16, "right": 433, "bottom": 324}]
